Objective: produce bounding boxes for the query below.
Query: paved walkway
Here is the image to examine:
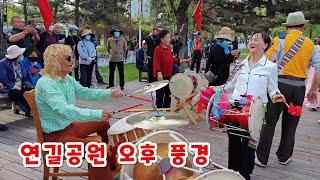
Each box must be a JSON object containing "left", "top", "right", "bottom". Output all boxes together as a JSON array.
[{"left": 0, "top": 80, "right": 319, "bottom": 179}]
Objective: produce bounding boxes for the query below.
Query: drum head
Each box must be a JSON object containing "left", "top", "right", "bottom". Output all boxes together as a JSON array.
[
  {"left": 170, "top": 73, "right": 194, "bottom": 99},
  {"left": 248, "top": 98, "right": 264, "bottom": 140},
  {"left": 195, "top": 169, "right": 245, "bottom": 180},
  {"left": 121, "top": 130, "right": 191, "bottom": 180},
  {"left": 108, "top": 112, "right": 145, "bottom": 135}
]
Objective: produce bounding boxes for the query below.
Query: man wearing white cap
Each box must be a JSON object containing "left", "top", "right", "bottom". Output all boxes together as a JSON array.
[
  {"left": 256, "top": 11, "right": 320, "bottom": 166},
  {"left": 0, "top": 45, "right": 31, "bottom": 117}
]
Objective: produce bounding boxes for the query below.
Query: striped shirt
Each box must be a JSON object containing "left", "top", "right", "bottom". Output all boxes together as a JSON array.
[
  {"left": 266, "top": 30, "right": 320, "bottom": 78},
  {"left": 35, "top": 75, "right": 111, "bottom": 133}
]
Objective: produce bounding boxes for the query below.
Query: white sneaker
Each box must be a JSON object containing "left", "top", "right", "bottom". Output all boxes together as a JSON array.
[
  {"left": 254, "top": 153, "right": 266, "bottom": 167},
  {"left": 279, "top": 157, "right": 292, "bottom": 165}
]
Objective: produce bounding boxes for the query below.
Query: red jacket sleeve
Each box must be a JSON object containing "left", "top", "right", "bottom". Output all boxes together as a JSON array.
[{"left": 153, "top": 47, "right": 161, "bottom": 78}]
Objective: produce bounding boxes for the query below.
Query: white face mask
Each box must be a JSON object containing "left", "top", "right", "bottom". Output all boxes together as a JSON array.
[{"left": 71, "top": 31, "right": 78, "bottom": 36}]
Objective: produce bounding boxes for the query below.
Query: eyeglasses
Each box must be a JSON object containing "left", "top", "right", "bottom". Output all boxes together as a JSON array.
[{"left": 66, "top": 56, "right": 72, "bottom": 62}]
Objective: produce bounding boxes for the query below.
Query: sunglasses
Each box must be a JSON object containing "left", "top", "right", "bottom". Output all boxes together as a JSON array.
[{"left": 65, "top": 56, "right": 72, "bottom": 62}]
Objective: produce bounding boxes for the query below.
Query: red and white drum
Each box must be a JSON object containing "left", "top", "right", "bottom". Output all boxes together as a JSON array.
[
  {"left": 108, "top": 112, "right": 153, "bottom": 146},
  {"left": 120, "top": 130, "right": 209, "bottom": 180},
  {"left": 206, "top": 93, "right": 265, "bottom": 140},
  {"left": 194, "top": 169, "right": 245, "bottom": 180}
]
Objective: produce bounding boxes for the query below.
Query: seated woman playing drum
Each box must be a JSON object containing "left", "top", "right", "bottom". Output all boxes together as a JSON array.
[
  {"left": 222, "top": 32, "right": 285, "bottom": 180},
  {"left": 35, "top": 44, "right": 124, "bottom": 180}
]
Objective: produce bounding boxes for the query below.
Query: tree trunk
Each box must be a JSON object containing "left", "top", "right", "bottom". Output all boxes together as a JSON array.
[
  {"left": 23, "top": 0, "right": 28, "bottom": 23},
  {"left": 175, "top": 0, "right": 192, "bottom": 59},
  {"left": 75, "top": 0, "right": 80, "bottom": 27}
]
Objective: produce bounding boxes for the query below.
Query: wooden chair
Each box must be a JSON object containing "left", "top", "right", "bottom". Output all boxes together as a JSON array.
[{"left": 23, "top": 90, "right": 102, "bottom": 180}]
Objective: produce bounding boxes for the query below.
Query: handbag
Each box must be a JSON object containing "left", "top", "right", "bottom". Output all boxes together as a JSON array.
[{"left": 205, "top": 66, "right": 222, "bottom": 83}]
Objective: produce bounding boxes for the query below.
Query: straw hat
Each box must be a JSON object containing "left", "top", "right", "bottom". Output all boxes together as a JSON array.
[
  {"left": 214, "top": 27, "right": 234, "bottom": 41},
  {"left": 81, "top": 29, "right": 94, "bottom": 37},
  {"left": 5, "top": 45, "right": 25, "bottom": 59},
  {"left": 282, "top": 11, "right": 310, "bottom": 26}
]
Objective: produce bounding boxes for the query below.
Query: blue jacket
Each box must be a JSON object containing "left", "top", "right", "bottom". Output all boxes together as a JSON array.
[
  {"left": 21, "top": 57, "right": 42, "bottom": 88},
  {"left": 0, "top": 58, "right": 25, "bottom": 94},
  {"left": 136, "top": 48, "right": 148, "bottom": 72},
  {"left": 77, "top": 39, "right": 97, "bottom": 65}
]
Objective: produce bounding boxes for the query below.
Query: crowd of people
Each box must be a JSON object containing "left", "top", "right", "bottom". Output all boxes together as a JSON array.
[
  {"left": 0, "top": 10, "right": 319, "bottom": 180},
  {"left": 135, "top": 11, "right": 320, "bottom": 180}
]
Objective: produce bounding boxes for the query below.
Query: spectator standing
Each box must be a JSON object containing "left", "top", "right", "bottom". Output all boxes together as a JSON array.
[
  {"left": 81, "top": 25, "right": 105, "bottom": 84},
  {"left": 205, "top": 27, "right": 239, "bottom": 86},
  {"left": 65, "top": 25, "right": 81, "bottom": 81},
  {"left": 106, "top": 29, "right": 127, "bottom": 90},
  {"left": 190, "top": 32, "right": 203, "bottom": 73},
  {"left": 54, "top": 24, "right": 66, "bottom": 44},
  {"left": 171, "top": 32, "right": 183, "bottom": 57},
  {"left": 77, "top": 29, "right": 97, "bottom": 88},
  {"left": 145, "top": 27, "right": 159, "bottom": 83},
  {"left": 37, "top": 26, "right": 58, "bottom": 57},
  {"left": 7, "top": 16, "right": 40, "bottom": 51},
  {"left": 232, "top": 36, "right": 239, "bottom": 50}
]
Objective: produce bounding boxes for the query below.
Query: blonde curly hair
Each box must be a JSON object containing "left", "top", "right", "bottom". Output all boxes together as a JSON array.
[{"left": 41, "top": 44, "right": 72, "bottom": 79}]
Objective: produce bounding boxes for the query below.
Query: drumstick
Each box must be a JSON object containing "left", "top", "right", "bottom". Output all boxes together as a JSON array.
[
  {"left": 125, "top": 94, "right": 153, "bottom": 103},
  {"left": 283, "top": 101, "right": 290, "bottom": 108},
  {"left": 112, "top": 103, "right": 144, "bottom": 114}
]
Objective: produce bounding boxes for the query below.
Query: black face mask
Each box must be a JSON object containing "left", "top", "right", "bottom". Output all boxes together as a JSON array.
[
  {"left": 8, "top": 58, "right": 17, "bottom": 62},
  {"left": 29, "top": 57, "right": 38, "bottom": 62}
]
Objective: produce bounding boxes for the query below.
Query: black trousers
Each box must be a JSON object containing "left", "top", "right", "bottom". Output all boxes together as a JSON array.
[
  {"left": 109, "top": 61, "right": 124, "bottom": 88},
  {"left": 148, "top": 60, "right": 155, "bottom": 83},
  {"left": 156, "top": 84, "right": 171, "bottom": 108},
  {"left": 228, "top": 125, "right": 255, "bottom": 180},
  {"left": 80, "top": 63, "right": 94, "bottom": 88},
  {"left": 94, "top": 61, "right": 104, "bottom": 83},
  {"left": 190, "top": 50, "right": 202, "bottom": 73},
  {"left": 8, "top": 88, "right": 30, "bottom": 114},
  {"left": 74, "top": 66, "right": 79, "bottom": 81},
  {"left": 256, "top": 82, "right": 305, "bottom": 164}
]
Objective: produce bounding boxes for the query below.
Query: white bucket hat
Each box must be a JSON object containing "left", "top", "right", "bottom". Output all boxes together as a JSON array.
[
  {"left": 282, "top": 11, "right": 310, "bottom": 26},
  {"left": 5, "top": 45, "right": 26, "bottom": 59}
]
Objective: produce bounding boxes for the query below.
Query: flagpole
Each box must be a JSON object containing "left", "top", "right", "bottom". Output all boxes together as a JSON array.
[{"left": 138, "top": 0, "right": 142, "bottom": 49}]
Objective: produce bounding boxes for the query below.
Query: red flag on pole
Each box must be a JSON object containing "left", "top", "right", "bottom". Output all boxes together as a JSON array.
[
  {"left": 37, "top": 0, "right": 54, "bottom": 30},
  {"left": 192, "top": 0, "right": 203, "bottom": 32}
]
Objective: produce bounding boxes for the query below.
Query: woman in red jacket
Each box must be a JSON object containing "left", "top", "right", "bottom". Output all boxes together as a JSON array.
[{"left": 153, "top": 30, "right": 178, "bottom": 108}]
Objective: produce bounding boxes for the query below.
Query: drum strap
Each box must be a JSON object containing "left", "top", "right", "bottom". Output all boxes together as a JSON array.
[{"left": 223, "top": 60, "right": 244, "bottom": 90}]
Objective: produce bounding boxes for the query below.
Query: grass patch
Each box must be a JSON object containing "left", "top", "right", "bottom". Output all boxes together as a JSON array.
[{"left": 99, "top": 63, "right": 142, "bottom": 84}]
